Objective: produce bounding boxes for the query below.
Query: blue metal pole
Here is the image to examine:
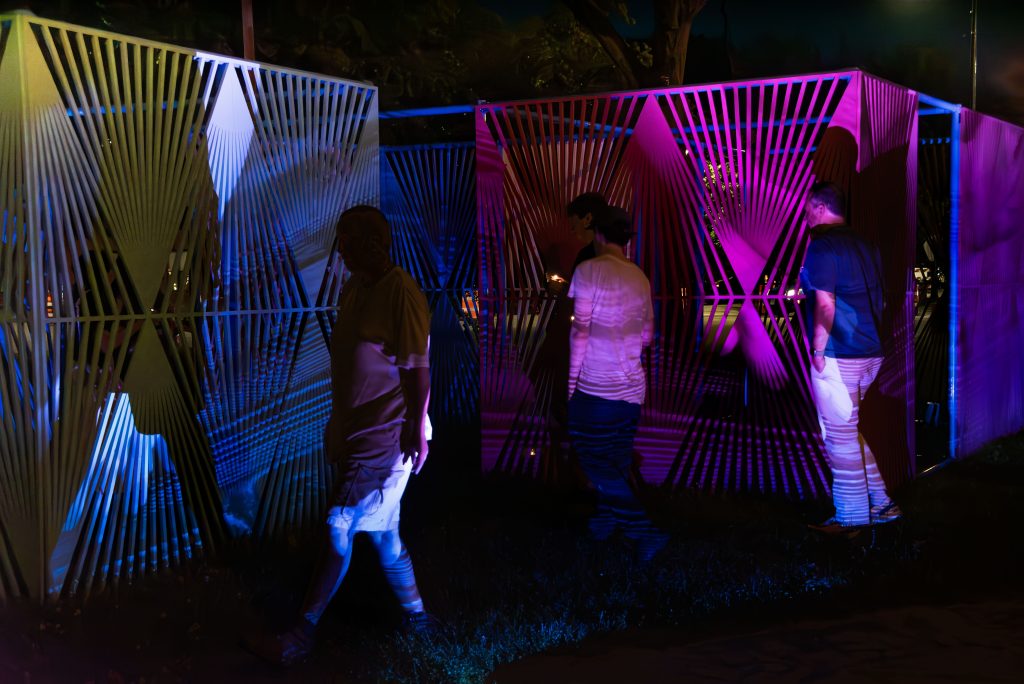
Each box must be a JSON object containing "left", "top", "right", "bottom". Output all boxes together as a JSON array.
[{"left": 379, "top": 105, "right": 476, "bottom": 119}]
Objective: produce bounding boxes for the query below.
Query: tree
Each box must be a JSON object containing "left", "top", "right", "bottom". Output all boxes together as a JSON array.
[
  {"left": 17, "top": 0, "right": 701, "bottom": 118},
  {"left": 561, "top": 0, "right": 708, "bottom": 88},
  {"left": 652, "top": 0, "right": 708, "bottom": 85}
]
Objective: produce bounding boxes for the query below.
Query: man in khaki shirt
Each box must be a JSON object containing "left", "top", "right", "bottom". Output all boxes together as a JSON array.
[{"left": 250, "top": 206, "right": 433, "bottom": 665}]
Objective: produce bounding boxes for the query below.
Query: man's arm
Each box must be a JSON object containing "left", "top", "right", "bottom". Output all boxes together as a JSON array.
[
  {"left": 399, "top": 366, "right": 430, "bottom": 474},
  {"left": 811, "top": 290, "right": 836, "bottom": 372},
  {"left": 394, "top": 280, "right": 432, "bottom": 474}
]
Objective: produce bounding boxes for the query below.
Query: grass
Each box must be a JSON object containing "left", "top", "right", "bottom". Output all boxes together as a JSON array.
[{"left": 1, "top": 430, "right": 1022, "bottom": 682}]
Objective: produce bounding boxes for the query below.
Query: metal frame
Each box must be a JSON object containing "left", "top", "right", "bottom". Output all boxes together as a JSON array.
[
  {"left": 475, "top": 70, "right": 920, "bottom": 495},
  {"left": 0, "top": 13, "right": 378, "bottom": 601},
  {"left": 380, "top": 140, "right": 479, "bottom": 426},
  {"left": 4, "top": 10, "right": 1021, "bottom": 604},
  {"left": 916, "top": 93, "right": 961, "bottom": 464}
]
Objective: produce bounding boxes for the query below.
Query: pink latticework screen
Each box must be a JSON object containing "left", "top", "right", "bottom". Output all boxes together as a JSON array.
[
  {"left": 477, "top": 71, "right": 918, "bottom": 496},
  {"left": 956, "top": 110, "right": 1024, "bottom": 456},
  {"left": 814, "top": 74, "right": 920, "bottom": 489}
]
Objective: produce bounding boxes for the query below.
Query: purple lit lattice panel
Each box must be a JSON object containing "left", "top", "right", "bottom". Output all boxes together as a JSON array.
[
  {"left": 477, "top": 72, "right": 917, "bottom": 496},
  {"left": 956, "top": 110, "right": 1024, "bottom": 456},
  {"left": 477, "top": 95, "right": 641, "bottom": 481},
  {"left": 814, "top": 73, "right": 920, "bottom": 488}
]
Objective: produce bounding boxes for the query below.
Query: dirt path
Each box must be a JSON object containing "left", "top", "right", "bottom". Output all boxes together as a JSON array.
[{"left": 491, "top": 599, "right": 1024, "bottom": 683}]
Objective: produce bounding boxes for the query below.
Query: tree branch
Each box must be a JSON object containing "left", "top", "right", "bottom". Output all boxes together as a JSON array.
[
  {"left": 653, "top": 0, "right": 707, "bottom": 85},
  {"left": 561, "top": 0, "right": 646, "bottom": 89}
]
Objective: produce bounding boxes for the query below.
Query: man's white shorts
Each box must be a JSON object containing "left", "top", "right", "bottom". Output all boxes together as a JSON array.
[{"left": 326, "top": 459, "right": 412, "bottom": 533}]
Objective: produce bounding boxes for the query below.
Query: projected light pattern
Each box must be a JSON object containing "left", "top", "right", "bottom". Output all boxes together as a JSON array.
[
  {"left": 0, "top": 14, "right": 377, "bottom": 601},
  {"left": 477, "top": 72, "right": 918, "bottom": 495},
  {"left": 50, "top": 394, "right": 196, "bottom": 597}
]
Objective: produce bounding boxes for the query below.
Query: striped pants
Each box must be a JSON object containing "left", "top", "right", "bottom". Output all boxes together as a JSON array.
[
  {"left": 813, "top": 357, "right": 892, "bottom": 526},
  {"left": 568, "top": 391, "right": 654, "bottom": 539}
]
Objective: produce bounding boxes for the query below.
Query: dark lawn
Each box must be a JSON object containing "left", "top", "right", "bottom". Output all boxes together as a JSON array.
[{"left": 1, "top": 430, "right": 1022, "bottom": 683}]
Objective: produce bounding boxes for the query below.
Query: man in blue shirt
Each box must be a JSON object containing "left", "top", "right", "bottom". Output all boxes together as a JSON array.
[{"left": 800, "top": 182, "right": 902, "bottom": 531}]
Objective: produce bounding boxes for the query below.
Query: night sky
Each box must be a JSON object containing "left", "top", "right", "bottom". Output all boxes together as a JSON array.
[{"left": 481, "top": 0, "right": 1024, "bottom": 123}]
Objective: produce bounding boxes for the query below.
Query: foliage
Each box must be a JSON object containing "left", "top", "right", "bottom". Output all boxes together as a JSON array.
[
  {"left": 561, "top": 0, "right": 709, "bottom": 87},
  {"left": 13, "top": 0, "right": 1024, "bottom": 125},
  {"left": 12, "top": 0, "right": 696, "bottom": 107},
  {"left": 253, "top": 0, "right": 629, "bottom": 107},
  {"left": 511, "top": 5, "right": 621, "bottom": 96}
]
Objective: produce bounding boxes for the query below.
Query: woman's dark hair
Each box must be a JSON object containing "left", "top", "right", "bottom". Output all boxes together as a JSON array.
[
  {"left": 593, "top": 206, "right": 634, "bottom": 247},
  {"left": 566, "top": 192, "right": 607, "bottom": 219}
]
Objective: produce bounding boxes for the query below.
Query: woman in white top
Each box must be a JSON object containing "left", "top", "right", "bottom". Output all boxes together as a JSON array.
[{"left": 568, "top": 206, "right": 667, "bottom": 561}]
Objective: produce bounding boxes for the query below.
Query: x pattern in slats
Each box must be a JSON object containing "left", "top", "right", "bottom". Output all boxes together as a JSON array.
[
  {"left": 0, "top": 14, "right": 378, "bottom": 601},
  {"left": 477, "top": 73, "right": 918, "bottom": 497},
  {"left": 382, "top": 143, "right": 478, "bottom": 427}
]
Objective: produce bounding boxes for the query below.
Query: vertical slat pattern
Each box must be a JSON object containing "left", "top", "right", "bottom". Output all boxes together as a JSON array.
[
  {"left": 477, "top": 74, "right": 920, "bottom": 497},
  {"left": 477, "top": 95, "right": 642, "bottom": 480},
  {"left": 644, "top": 79, "right": 843, "bottom": 496},
  {"left": 382, "top": 143, "right": 478, "bottom": 426},
  {"left": 0, "top": 14, "right": 378, "bottom": 602}
]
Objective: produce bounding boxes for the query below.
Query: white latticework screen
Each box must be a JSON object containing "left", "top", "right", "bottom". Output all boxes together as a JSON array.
[{"left": 0, "top": 14, "right": 378, "bottom": 600}]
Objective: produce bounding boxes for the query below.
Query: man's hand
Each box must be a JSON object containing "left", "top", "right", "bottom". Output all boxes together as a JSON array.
[
  {"left": 401, "top": 418, "right": 429, "bottom": 474},
  {"left": 811, "top": 352, "right": 826, "bottom": 374},
  {"left": 811, "top": 291, "right": 835, "bottom": 374}
]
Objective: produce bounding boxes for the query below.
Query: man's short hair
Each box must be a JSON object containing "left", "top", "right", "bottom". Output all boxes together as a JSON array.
[
  {"left": 338, "top": 205, "right": 392, "bottom": 251},
  {"left": 807, "top": 181, "right": 846, "bottom": 217},
  {"left": 594, "top": 206, "right": 634, "bottom": 247},
  {"left": 567, "top": 192, "right": 607, "bottom": 219}
]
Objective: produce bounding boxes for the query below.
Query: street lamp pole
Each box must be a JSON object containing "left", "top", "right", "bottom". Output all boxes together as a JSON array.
[
  {"left": 241, "top": 0, "right": 255, "bottom": 61},
  {"left": 969, "top": 0, "right": 978, "bottom": 108}
]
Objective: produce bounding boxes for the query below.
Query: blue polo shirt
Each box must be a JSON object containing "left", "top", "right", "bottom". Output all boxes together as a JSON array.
[{"left": 800, "top": 225, "right": 884, "bottom": 358}]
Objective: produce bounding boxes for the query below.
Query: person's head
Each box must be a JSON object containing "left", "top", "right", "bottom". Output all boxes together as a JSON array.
[
  {"left": 336, "top": 205, "right": 392, "bottom": 275},
  {"left": 804, "top": 181, "right": 846, "bottom": 228},
  {"left": 592, "top": 206, "right": 634, "bottom": 249},
  {"left": 566, "top": 192, "right": 607, "bottom": 243}
]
